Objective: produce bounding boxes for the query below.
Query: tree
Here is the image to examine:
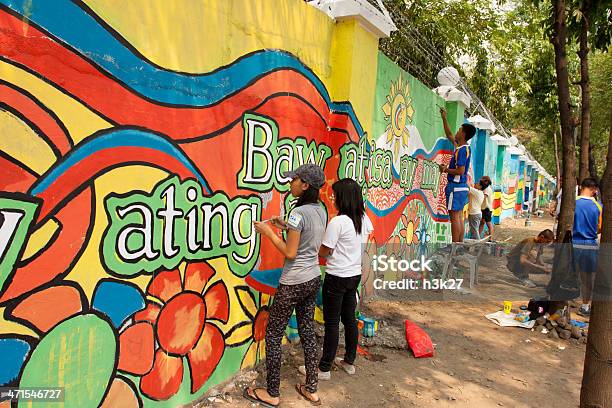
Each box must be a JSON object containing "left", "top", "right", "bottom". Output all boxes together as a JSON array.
[
  {"left": 576, "top": 0, "right": 592, "bottom": 183},
  {"left": 580, "top": 109, "right": 612, "bottom": 407},
  {"left": 570, "top": 0, "right": 612, "bottom": 182},
  {"left": 550, "top": 0, "right": 577, "bottom": 242}
]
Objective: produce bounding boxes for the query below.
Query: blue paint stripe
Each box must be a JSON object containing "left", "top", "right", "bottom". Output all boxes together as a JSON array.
[
  {"left": 30, "top": 129, "right": 210, "bottom": 195},
  {"left": 411, "top": 138, "right": 454, "bottom": 160},
  {"left": 1, "top": 0, "right": 363, "bottom": 135},
  {"left": 389, "top": 137, "right": 453, "bottom": 179},
  {"left": 367, "top": 190, "right": 449, "bottom": 221},
  {"left": 247, "top": 268, "right": 283, "bottom": 289}
]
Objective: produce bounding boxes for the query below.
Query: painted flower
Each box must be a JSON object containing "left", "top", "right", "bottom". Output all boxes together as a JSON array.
[
  {"left": 398, "top": 207, "right": 420, "bottom": 246},
  {"left": 119, "top": 261, "right": 229, "bottom": 401},
  {"left": 224, "top": 287, "right": 271, "bottom": 369},
  {"left": 2, "top": 281, "right": 144, "bottom": 407}
]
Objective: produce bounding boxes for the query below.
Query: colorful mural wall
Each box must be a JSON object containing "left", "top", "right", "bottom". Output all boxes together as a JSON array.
[
  {"left": 500, "top": 153, "right": 520, "bottom": 221},
  {"left": 0, "top": 1, "right": 554, "bottom": 407},
  {"left": 0, "top": 0, "right": 380, "bottom": 406},
  {"left": 362, "top": 53, "right": 462, "bottom": 291},
  {"left": 369, "top": 53, "right": 457, "bottom": 243}
]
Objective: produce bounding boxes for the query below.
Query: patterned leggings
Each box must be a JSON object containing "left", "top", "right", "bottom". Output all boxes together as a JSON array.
[{"left": 265, "top": 276, "right": 320, "bottom": 397}]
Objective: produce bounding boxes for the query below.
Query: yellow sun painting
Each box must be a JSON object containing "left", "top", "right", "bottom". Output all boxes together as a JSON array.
[{"left": 382, "top": 76, "right": 414, "bottom": 158}]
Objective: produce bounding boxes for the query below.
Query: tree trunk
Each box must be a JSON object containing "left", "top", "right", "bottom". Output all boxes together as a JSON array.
[
  {"left": 578, "top": 0, "right": 591, "bottom": 183},
  {"left": 588, "top": 143, "right": 598, "bottom": 180},
  {"left": 554, "top": 129, "right": 562, "bottom": 184},
  {"left": 580, "top": 109, "right": 612, "bottom": 408},
  {"left": 551, "top": 0, "right": 577, "bottom": 242}
]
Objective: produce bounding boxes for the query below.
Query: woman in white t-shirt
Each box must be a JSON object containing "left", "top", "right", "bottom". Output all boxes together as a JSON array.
[
  {"left": 305, "top": 178, "right": 373, "bottom": 380},
  {"left": 467, "top": 182, "right": 485, "bottom": 239},
  {"left": 478, "top": 176, "right": 494, "bottom": 237}
]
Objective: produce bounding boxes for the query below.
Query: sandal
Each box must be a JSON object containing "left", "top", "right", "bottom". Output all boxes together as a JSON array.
[
  {"left": 295, "top": 383, "right": 321, "bottom": 406},
  {"left": 242, "top": 387, "right": 279, "bottom": 407}
]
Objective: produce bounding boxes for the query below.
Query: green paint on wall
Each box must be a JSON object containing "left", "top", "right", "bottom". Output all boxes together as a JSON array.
[
  {"left": 18, "top": 314, "right": 116, "bottom": 408},
  {"left": 372, "top": 53, "right": 447, "bottom": 150}
]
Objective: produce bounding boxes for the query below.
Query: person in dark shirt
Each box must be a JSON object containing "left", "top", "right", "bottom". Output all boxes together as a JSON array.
[
  {"left": 507, "top": 229, "right": 554, "bottom": 287},
  {"left": 572, "top": 177, "right": 602, "bottom": 316},
  {"left": 439, "top": 108, "right": 476, "bottom": 242}
]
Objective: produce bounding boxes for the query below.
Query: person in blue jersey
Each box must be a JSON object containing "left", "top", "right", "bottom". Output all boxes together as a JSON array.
[
  {"left": 439, "top": 108, "right": 477, "bottom": 242},
  {"left": 572, "top": 177, "right": 602, "bottom": 317}
]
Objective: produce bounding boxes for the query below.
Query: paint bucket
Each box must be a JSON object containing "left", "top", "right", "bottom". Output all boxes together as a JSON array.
[
  {"left": 503, "top": 301, "right": 512, "bottom": 314},
  {"left": 358, "top": 316, "right": 378, "bottom": 337}
]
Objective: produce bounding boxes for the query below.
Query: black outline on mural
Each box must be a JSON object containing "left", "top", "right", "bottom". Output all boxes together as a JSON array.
[
  {"left": 0, "top": 53, "right": 356, "bottom": 147},
  {"left": 234, "top": 285, "right": 257, "bottom": 321},
  {"left": 99, "top": 175, "right": 261, "bottom": 279},
  {"left": 3, "top": 279, "right": 90, "bottom": 338},
  {"left": 114, "top": 374, "right": 144, "bottom": 408},
  {"left": 0, "top": 192, "right": 42, "bottom": 299},
  {"left": 0, "top": 183, "right": 95, "bottom": 308},
  {"left": 18, "top": 218, "right": 63, "bottom": 265},
  {"left": 0, "top": 102, "right": 62, "bottom": 160},
  {"left": 0, "top": 149, "right": 40, "bottom": 178},
  {"left": 0, "top": 79, "right": 73, "bottom": 148},
  {"left": 223, "top": 321, "right": 253, "bottom": 348}
]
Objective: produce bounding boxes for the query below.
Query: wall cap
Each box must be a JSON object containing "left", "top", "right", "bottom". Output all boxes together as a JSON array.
[
  {"left": 432, "top": 85, "right": 471, "bottom": 109},
  {"left": 308, "top": 0, "right": 397, "bottom": 38}
]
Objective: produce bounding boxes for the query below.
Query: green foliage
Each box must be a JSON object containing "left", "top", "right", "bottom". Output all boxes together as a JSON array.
[
  {"left": 379, "top": 0, "right": 610, "bottom": 177},
  {"left": 589, "top": 51, "right": 612, "bottom": 174}
]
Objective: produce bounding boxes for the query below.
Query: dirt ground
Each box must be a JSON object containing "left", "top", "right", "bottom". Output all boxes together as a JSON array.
[{"left": 196, "top": 215, "right": 587, "bottom": 408}]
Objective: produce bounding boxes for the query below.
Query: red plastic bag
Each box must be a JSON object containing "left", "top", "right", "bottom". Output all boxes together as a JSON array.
[{"left": 404, "top": 320, "right": 434, "bottom": 358}]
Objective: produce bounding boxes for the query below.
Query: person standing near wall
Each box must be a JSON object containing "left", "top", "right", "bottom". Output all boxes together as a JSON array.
[
  {"left": 479, "top": 176, "right": 494, "bottom": 237},
  {"left": 298, "top": 178, "right": 373, "bottom": 381},
  {"left": 572, "top": 177, "right": 602, "bottom": 317},
  {"left": 439, "top": 108, "right": 477, "bottom": 242},
  {"left": 246, "top": 164, "right": 326, "bottom": 407},
  {"left": 468, "top": 181, "right": 485, "bottom": 239}
]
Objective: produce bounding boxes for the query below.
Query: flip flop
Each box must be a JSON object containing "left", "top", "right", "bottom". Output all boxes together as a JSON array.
[
  {"left": 242, "top": 387, "right": 279, "bottom": 408},
  {"left": 295, "top": 383, "right": 321, "bottom": 406}
]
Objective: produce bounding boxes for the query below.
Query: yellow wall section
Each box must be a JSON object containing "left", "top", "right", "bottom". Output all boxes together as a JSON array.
[
  {"left": 0, "top": 110, "right": 56, "bottom": 175},
  {"left": 21, "top": 219, "right": 61, "bottom": 261},
  {"left": 82, "top": 0, "right": 335, "bottom": 78},
  {"left": 82, "top": 0, "right": 380, "bottom": 135},
  {"left": 0, "top": 60, "right": 111, "bottom": 144},
  {"left": 329, "top": 19, "right": 379, "bottom": 136}
]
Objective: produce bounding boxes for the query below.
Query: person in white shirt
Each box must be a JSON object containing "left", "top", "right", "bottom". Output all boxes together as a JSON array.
[
  {"left": 468, "top": 181, "right": 485, "bottom": 239},
  {"left": 300, "top": 178, "right": 373, "bottom": 381},
  {"left": 478, "top": 176, "right": 494, "bottom": 237}
]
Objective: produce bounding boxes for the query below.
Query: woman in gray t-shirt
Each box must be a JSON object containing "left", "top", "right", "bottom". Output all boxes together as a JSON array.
[{"left": 245, "top": 164, "right": 326, "bottom": 407}]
